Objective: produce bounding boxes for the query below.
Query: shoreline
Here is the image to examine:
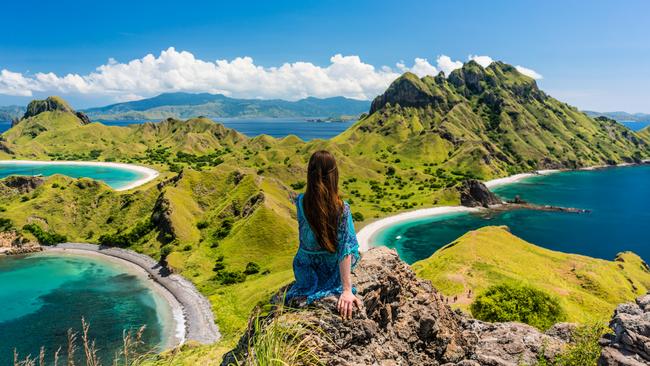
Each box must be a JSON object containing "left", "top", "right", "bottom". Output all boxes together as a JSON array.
[
  {"left": 44, "top": 243, "right": 220, "bottom": 348},
  {"left": 0, "top": 159, "right": 160, "bottom": 191},
  {"left": 357, "top": 162, "right": 648, "bottom": 252}
]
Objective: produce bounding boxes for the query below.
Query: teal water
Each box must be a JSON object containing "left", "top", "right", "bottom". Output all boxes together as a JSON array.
[
  {"left": 0, "top": 162, "right": 146, "bottom": 190},
  {"left": 0, "top": 253, "right": 171, "bottom": 365},
  {"left": 373, "top": 165, "right": 650, "bottom": 264}
]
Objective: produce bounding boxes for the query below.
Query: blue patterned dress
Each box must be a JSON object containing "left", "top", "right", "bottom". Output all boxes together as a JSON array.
[{"left": 286, "top": 193, "right": 360, "bottom": 304}]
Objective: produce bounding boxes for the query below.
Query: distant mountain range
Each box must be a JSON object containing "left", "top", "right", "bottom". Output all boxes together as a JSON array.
[
  {"left": 0, "top": 105, "right": 25, "bottom": 121},
  {"left": 81, "top": 92, "right": 370, "bottom": 121},
  {"left": 584, "top": 110, "right": 650, "bottom": 122}
]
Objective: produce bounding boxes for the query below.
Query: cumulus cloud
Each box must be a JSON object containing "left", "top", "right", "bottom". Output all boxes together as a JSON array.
[
  {"left": 515, "top": 65, "right": 543, "bottom": 79},
  {"left": 0, "top": 48, "right": 542, "bottom": 101},
  {"left": 468, "top": 55, "right": 494, "bottom": 68},
  {"left": 436, "top": 55, "right": 464, "bottom": 76}
]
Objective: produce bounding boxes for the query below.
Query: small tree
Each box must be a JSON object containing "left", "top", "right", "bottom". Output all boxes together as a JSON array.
[{"left": 470, "top": 282, "right": 565, "bottom": 330}]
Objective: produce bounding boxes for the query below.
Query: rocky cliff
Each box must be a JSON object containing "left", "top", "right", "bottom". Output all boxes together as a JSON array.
[
  {"left": 224, "top": 247, "right": 569, "bottom": 365},
  {"left": 599, "top": 293, "right": 650, "bottom": 365},
  {"left": 458, "top": 179, "right": 502, "bottom": 207}
]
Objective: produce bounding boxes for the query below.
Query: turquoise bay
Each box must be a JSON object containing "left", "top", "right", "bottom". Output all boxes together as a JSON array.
[
  {"left": 373, "top": 165, "right": 650, "bottom": 264},
  {"left": 0, "top": 253, "right": 173, "bottom": 365},
  {"left": 0, "top": 161, "right": 153, "bottom": 190}
]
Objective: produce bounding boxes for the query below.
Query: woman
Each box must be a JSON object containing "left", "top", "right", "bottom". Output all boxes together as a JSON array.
[{"left": 286, "top": 150, "right": 362, "bottom": 319}]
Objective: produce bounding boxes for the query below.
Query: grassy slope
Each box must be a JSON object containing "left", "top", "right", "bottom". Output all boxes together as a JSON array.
[
  {"left": 412, "top": 226, "right": 650, "bottom": 323},
  {"left": 1, "top": 67, "right": 650, "bottom": 364}
]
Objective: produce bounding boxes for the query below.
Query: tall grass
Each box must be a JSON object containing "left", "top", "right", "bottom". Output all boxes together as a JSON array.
[
  {"left": 12, "top": 318, "right": 153, "bottom": 366},
  {"left": 231, "top": 302, "right": 321, "bottom": 366}
]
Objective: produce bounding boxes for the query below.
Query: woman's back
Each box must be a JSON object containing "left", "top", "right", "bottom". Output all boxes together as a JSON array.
[{"left": 287, "top": 193, "right": 360, "bottom": 303}]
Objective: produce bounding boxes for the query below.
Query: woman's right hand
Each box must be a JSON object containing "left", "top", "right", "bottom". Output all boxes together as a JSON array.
[{"left": 337, "top": 290, "right": 362, "bottom": 320}]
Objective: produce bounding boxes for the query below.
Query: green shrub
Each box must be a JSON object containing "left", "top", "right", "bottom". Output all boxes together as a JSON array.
[
  {"left": 160, "top": 245, "right": 173, "bottom": 259},
  {"left": 217, "top": 270, "right": 246, "bottom": 285},
  {"left": 244, "top": 262, "right": 261, "bottom": 275},
  {"left": 0, "top": 217, "right": 13, "bottom": 232},
  {"left": 212, "top": 218, "right": 234, "bottom": 241},
  {"left": 554, "top": 323, "right": 606, "bottom": 366},
  {"left": 290, "top": 181, "right": 306, "bottom": 190},
  {"left": 197, "top": 220, "right": 209, "bottom": 229},
  {"left": 352, "top": 212, "right": 365, "bottom": 222},
  {"left": 98, "top": 219, "right": 154, "bottom": 248},
  {"left": 470, "top": 283, "right": 565, "bottom": 330},
  {"left": 22, "top": 223, "right": 67, "bottom": 246}
]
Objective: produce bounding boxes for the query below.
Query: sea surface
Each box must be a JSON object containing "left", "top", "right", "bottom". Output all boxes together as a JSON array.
[
  {"left": 373, "top": 165, "right": 650, "bottom": 264},
  {"left": 0, "top": 162, "right": 146, "bottom": 190},
  {"left": 94, "top": 118, "right": 355, "bottom": 140},
  {"left": 0, "top": 253, "right": 173, "bottom": 365},
  {"left": 621, "top": 121, "right": 650, "bottom": 131}
]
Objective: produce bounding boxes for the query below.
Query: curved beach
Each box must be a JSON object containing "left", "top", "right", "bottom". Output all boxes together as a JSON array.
[
  {"left": 0, "top": 160, "right": 159, "bottom": 191},
  {"left": 45, "top": 243, "right": 220, "bottom": 347},
  {"left": 357, "top": 169, "right": 561, "bottom": 252}
]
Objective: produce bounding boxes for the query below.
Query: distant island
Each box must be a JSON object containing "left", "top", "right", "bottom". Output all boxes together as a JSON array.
[
  {"left": 81, "top": 92, "right": 370, "bottom": 121},
  {"left": 584, "top": 110, "right": 650, "bottom": 122}
]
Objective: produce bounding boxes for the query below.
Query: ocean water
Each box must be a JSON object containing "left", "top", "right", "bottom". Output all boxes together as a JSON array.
[
  {"left": 0, "top": 253, "right": 172, "bottom": 366},
  {"left": 0, "top": 162, "right": 146, "bottom": 190},
  {"left": 98, "top": 118, "right": 355, "bottom": 140},
  {"left": 621, "top": 121, "right": 650, "bottom": 131},
  {"left": 373, "top": 165, "right": 650, "bottom": 264}
]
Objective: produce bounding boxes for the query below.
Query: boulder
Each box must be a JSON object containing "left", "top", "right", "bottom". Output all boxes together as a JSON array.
[
  {"left": 599, "top": 293, "right": 650, "bottom": 365},
  {"left": 458, "top": 179, "right": 502, "bottom": 208},
  {"left": 223, "top": 247, "right": 566, "bottom": 365},
  {"left": 1, "top": 175, "right": 45, "bottom": 193}
]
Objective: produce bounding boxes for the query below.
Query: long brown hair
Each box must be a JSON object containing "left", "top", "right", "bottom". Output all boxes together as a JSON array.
[{"left": 303, "top": 150, "right": 343, "bottom": 253}]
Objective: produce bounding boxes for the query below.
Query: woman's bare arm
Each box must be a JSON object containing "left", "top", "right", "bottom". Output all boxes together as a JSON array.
[{"left": 337, "top": 255, "right": 361, "bottom": 320}]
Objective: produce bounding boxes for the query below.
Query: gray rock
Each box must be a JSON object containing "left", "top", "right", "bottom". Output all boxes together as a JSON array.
[
  {"left": 223, "top": 247, "right": 566, "bottom": 365},
  {"left": 458, "top": 179, "right": 502, "bottom": 208},
  {"left": 599, "top": 292, "right": 650, "bottom": 365}
]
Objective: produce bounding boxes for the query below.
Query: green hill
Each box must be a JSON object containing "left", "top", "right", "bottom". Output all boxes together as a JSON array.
[
  {"left": 1, "top": 61, "right": 650, "bottom": 363},
  {"left": 82, "top": 92, "right": 370, "bottom": 120},
  {"left": 412, "top": 226, "right": 650, "bottom": 323}
]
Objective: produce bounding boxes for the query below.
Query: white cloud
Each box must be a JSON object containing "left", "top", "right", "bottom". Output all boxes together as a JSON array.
[
  {"left": 0, "top": 48, "right": 542, "bottom": 101},
  {"left": 468, "top": 55, "right": 494, "bottom": 68},
  {"left": 435, "top": 55, "right": 464, "bottom": 76},
  {"left": 0, "top": 69, "right": 35, "bottom": 97},
  {"left": 515, "top": 65, "right": 543, "bottom": 79}
]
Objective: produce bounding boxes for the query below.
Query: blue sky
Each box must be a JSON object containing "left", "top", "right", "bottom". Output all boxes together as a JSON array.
[{"left": 1, "top": 0, "right": 649, "bottom": 111}]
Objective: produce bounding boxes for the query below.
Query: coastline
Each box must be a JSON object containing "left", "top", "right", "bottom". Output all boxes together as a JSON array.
[
  {"left": 357, "top": 163, "right": 647, "bottom": 252},
  {"left": 44, "top": 243, "right": 220, "bottom": 348},
  {"left": 0, "top": 159, "right": 159, "bottom": 191}
]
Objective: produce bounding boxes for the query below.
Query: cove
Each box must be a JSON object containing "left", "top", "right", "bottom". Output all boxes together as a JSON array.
[
  {"left": 0, "top": 160, "right": 158, "bottom": 191},
  {"left": 372, "top": 165, "right": 650, "bottom": 264},
  {"left": 0, "top": 252, "right": 175, "bottom": 365}
]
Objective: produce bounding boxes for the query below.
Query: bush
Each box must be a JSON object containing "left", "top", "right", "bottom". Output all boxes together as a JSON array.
[
  {"left": 470, "top": 283, "right": 565, "bottom": 330},
  {"left": 554, "top": 323, "right": 606, "bottom": 366},
  {"left": 212, "top": 218, "right": 234, "bottom": 241},
  {"left": 196, "top": 220, "right": 209, "bottom": 229},
  {"left": 23, "top": 223, "right": 67, "bottom": 246},
  {"left": 244, "top": 262, "right": 261, "bottom": 275},
  {"left": 0, "top": 217, "right": 13, "bottom": 232},
  {"left": 290, "top": 181, "right": 306, "bottom": 190},
  {"left": 216, "top": 270, "right": 246, "bottom": 285},
  {"left": 352, "top": 212, "right": 365, "bottom": 222},
  {"left": 98, "top": 219, "right": 154, "bottom": 248}
]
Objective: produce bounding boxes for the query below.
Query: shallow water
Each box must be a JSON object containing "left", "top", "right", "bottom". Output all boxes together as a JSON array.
[
  {"left": 0, "top": 162, "right": 146, "bottom": 190},
  {"left": 0, "top": 253, "right": 173, "bottom": 366},
  {"left": 372, "top": 165, "right": 650, "bottom": 264}
]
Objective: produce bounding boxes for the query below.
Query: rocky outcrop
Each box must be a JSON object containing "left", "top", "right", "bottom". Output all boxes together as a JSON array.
[
  {"left": 22, "top": 96, "right": 74, "bottom": 120},
  {"left": 75, "top": 111, "right": 92, "bottom": 125},
  {"left": 0, "top": 230, "right": 41, "bottom": 255},
  {"left": 223, "top": 247, "right": 567, "bottom": 366},
  {"left": 0, "top": 175, "right": 45, "bottom": 194},
  {"left": 458, "top": 179, "right": 502, "bottom": 208},
  {"left": 599, "top": 293, "right": 650, "bottom": 365}
]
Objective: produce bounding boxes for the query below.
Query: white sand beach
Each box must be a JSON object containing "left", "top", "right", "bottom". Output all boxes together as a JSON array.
[
  {"left": 44, "top": 243, "right": 220, "bottom": 348},
  {"left": 0, "top": 160, "right": 159, "bottom": 191}
]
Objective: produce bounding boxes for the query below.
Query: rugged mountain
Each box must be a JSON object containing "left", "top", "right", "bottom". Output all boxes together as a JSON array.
[
  {"left": 412, "top": 226, "right": 650, "bottom": 323},
  {"left": 585, "top": 110, "right": 650, "bottom": 123},
  {"left": 338, "top": 62, "right": 649, "bottom": 179},
  {"left": 82, "top": 92, "right": 370, "bottom": 120},
  {"left": 599, "top": 292, "right": 650, "bottom": 365}
]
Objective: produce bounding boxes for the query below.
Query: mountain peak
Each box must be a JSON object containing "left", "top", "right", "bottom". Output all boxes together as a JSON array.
[{"left": 23, "top": 96, "right": 74, "bottom": 119}]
